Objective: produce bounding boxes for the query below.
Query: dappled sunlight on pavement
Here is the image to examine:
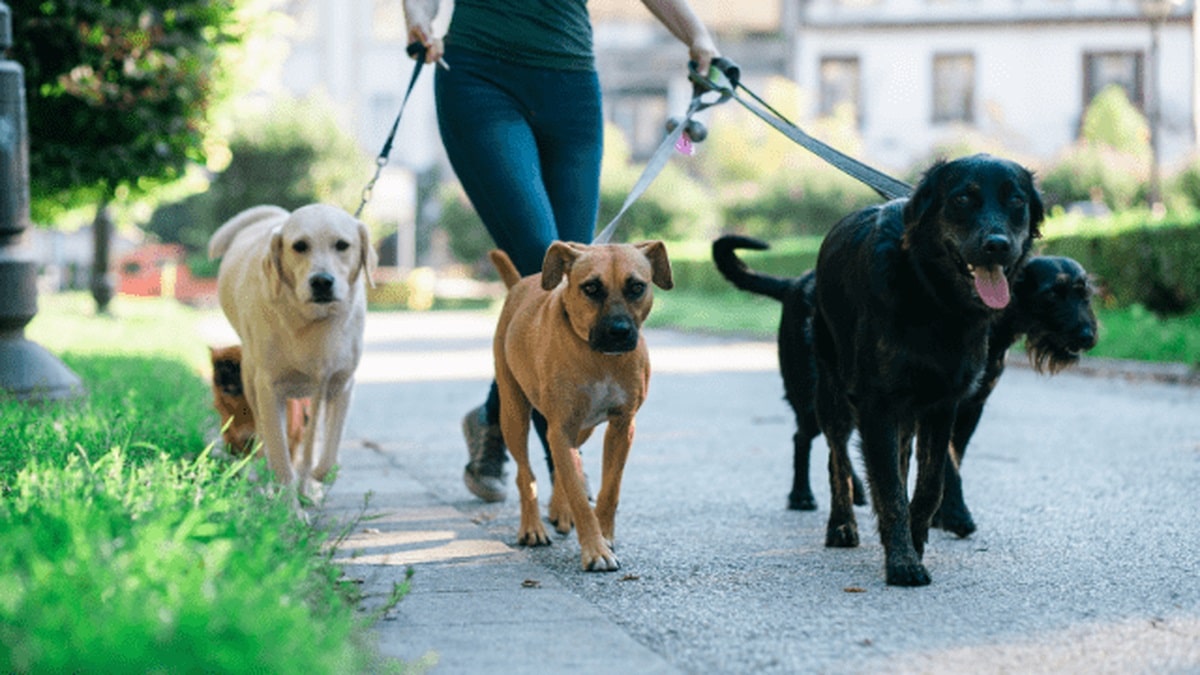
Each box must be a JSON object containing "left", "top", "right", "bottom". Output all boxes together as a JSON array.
[{"left": 354, "top": 310, "right": 776, "bottom": 383}]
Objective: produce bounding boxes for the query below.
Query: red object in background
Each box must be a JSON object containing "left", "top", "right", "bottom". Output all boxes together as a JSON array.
[{"left": 116, "top": 243, "right": 217, "bottom": 305}]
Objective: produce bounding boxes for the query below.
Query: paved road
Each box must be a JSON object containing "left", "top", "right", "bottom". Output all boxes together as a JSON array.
[{"left": 323, "top": 310, "right": 1200, "bottom": 674}]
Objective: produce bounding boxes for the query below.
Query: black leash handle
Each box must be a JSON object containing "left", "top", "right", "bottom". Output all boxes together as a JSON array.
[{"left": 355, "top": 42, "right": 429, "bottom": 218}]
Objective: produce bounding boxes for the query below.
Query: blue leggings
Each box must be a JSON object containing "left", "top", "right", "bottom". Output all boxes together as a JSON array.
[{"left": 436, "top": 45, "right": 603, "bottom": 459}]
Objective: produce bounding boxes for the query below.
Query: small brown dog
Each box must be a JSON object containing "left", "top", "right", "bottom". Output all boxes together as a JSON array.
[
  {"left": 490, "top": 241, "right": 672, "bottom": 572},
  {"left": 210, "top": 345, "right": 308, "bottom": 459}
]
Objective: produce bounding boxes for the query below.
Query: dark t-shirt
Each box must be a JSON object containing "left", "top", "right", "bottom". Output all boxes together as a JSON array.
[{"left": 446, "top": 0, "right": 594, "bottom": 71}]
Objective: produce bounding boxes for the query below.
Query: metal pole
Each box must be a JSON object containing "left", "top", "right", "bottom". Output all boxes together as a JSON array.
[
  {"left": 1148, "top": 16, "right": 1163, "bottom": 209},
  {"left": 0, "top": 1, "right": 82, "bottom": 401}
]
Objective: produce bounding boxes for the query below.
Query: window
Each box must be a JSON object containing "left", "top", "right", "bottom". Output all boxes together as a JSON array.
[
  {"left": 819, "top": 56, "right": 860, "bottom": 124},
  {"left": 932, "top": 53, "right": 975, "bottom": 124},
  {"left": 1083, "top": 51, "right": 1143, "bottom": 110}
]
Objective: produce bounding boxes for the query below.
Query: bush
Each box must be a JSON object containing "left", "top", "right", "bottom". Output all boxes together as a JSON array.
[
  {"left": 598, "top": 123, "right": 717, "bottom": 242},
  {"left": 701, "top": 79, "right": 881, "bottom": 238},
  {"left": 1039, "top": 144, "right": 1148, "bottom": 211},
  {"left": 1038, "top": 85, "right": 1150, "bottom": 211},
  {"left": 1039, "top": 212, "right": 1200, "bottom": 316},
  {"left": 145, "top": 94, "right": 372, "bottom": 257}
]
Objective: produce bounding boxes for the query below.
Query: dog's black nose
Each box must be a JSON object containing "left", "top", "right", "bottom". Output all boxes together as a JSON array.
[
  {"left": 591, "top": 316, "right": 639, "bottom": 353},
  {"left": 310, "top": 272, "right": 335, "bottom": 302},
  {"left": 982, "top": 235, "right": 1011, "bottom": 259},
  {"left": 1072, "top": 324, "right": 1097, "bottom": 350}
]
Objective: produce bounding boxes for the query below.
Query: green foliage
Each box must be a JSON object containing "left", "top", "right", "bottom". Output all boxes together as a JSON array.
[
  {"left": 1168, "top": 154, "right": 1200, "bottom": 211},
  {"left": 1038, "top": 85, "right": 1151, "bottom": 211},
  {"left": 144, "top": 95, "right": 371, "bottom": 255},
  {"left": 2, "top": 294, "right": 393, "bottom": 672},
  {"left": 701, "top": 79, "right": 880, "bottom": 238},
  {"left": 1038, "top": 213, "right": 1200, "bottom": 316},
  {"left": 1088, "top": 304, "right": 1200, "bottom": 365},
  {"left": 665, "top": 236, "right": 821, "bottom": 294},
  {"left": 437, "top": 183, "right": 495, "bottom": 275},
  {"left": 9, "top": 0, "right": 247, "bottom": 221},
  {"left": 1039, "top": 144, "right": 1148, "bottom": 211},
  {"left": 598, "top": 123, "right": 716, "bottom": 242},
  {"left": 1080, "top": 85, "right": 1151, "bottom": 158}
]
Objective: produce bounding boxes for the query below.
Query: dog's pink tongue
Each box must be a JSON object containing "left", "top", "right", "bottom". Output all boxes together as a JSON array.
[{"left": 973, "top": 265, "right": 1010, "bottom": 309}]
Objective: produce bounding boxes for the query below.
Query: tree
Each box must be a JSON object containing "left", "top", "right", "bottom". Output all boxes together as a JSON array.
[{"left": 9, "top": 0, "right": 246, "bottom": 310}]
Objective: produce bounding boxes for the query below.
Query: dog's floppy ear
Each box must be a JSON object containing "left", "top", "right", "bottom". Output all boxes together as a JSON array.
[
  {"left": 263, "top": 225, "right": 286, "bottom": 297},
  {"left": 1023, "top": 168, "right": 1045, "bottom": 240},
  {"left": 903, "top": 159, "right": 948, "bottom": 227},
  {"left": 636, "top": 240, "right": 674, "bottom": 290},
  {"left": 353, "top": 219, "right": 378, "bottom": 289},
  {"left": 541, "top": 241, "right": 583, "bottom": 291}
]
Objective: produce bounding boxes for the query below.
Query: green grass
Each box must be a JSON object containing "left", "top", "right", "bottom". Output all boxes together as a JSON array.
[
  {"left": 1, "top": 294, "right": 403, "bottom": 673},
  {"left": 649, "top": 288, "right": 1200, "bottom": 366}
]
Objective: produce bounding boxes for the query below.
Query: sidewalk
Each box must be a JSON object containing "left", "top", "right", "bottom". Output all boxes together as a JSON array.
[
  {"left": 314, "top": 309, "right": 1196, "bottom": 673},
  {"left": 317, "top": 311, "right": 714, "bottom": 674}
]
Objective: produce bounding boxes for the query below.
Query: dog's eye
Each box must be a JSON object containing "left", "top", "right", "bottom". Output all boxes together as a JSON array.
[
  {"left": 292, "top": 241, "right": 309, "bottom": 254},
  {"left": 952, "top": 193, "right": 973, "bottom": 208},
  {"left": 1009, "top": 195, "right": 1027, "bottom": 209},
  {"left": 625, "top": 280, "right": 647, "bottom": 299},
  {"left": 335, "top": 240, "right": 350, "bottom": 252},
  {"left": 580, "top": 280, "right": 605, "bottom": 300}
]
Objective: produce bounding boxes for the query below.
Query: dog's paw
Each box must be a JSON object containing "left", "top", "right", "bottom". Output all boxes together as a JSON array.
[
  {"left": 517, "top": 525, "right": 552, "bottom": 547},
  {"left": 787, "top": 491, "right": 817, "bottom": 511},
  {"left": 825, "top": 522, "right": 859, "bottom": 548},
  {"left": 581, "top": 545, "right": 620, "bottom": 572},
  {"left": 885, "top": 560, "right": 931, "bottom": 587},
  {"left": 547, "top": 497, "right": 575, "bottom": 535},
  {"left": 298, "top": 477, "right": 326, "bottom": 505},
  {"left": 932, "top": 506, "right": 976, "bottom": 538}
]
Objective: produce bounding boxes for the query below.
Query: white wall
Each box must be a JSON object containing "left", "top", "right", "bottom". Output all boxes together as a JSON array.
[{"left": 794, "top": 2, "right": 1197, "bottom": 169}]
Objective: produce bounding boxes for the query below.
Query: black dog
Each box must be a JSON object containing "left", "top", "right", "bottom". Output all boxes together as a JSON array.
[
  {"left": 712, "top": 238, "right": 1097, "bottom": 535},
  {"left": 711, "top": 236, "right": 865, "bottom": 511},
  {"left": 934, "top": 255, "right": 1097, "bottom": 535},
  {"left": 813, "top": 154, "right": 1042, "bottom": 586}
]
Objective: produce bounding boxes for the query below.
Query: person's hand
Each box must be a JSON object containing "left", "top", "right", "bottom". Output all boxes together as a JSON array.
[
  {"left": 407, "top": 23, "right": 444, "bottom": 64},
  {"left": 689, "top": 35, "right": 719, "bottom": 78}
]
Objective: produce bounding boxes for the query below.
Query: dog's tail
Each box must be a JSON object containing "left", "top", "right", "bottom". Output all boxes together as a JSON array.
[
  {"left": 489, "top": 249, "right": 522, "bottom": 289},
  {"left": 711, "top": 235, "right": 792, "bottom": 302},
  {"left": 207, "top": 205, "right": 290, "bottom": 260}
]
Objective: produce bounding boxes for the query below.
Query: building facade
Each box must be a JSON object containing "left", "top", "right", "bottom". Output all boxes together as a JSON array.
[{"left": 791, "top": 0, "right": 1198, "bottom": 170}]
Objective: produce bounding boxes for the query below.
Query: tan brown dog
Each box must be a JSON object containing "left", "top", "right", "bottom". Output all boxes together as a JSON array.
[
  {"left": 209, "top": 345, "right": 309, "bottom": 458},
  {"left": 490, "top": 241, "right": 672, "bottom": 572}
]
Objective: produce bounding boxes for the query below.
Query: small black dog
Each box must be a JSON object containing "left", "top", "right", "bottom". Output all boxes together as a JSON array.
[
  {"left": 934, "top": 255, "right": 1098, "bottom": 536},
  {"left": 813, "top": 154, "right": 1042, "bottom": 586},
  {"left": 713, "top": 238, "right": 1098, "bottom": 535},
  {"left": 711, "top": 236, "right": 865, "bottom": 511}
]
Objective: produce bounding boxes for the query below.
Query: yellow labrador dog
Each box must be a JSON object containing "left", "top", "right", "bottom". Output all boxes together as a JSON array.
[{"left": 208, "top": 204, "right": 375, "bottom": 504}]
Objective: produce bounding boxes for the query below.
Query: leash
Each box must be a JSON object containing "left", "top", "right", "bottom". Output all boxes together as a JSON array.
[
  {"left": 592, "top": 59, "right": 740, "bottom": 244},
  {"left": 593, "top": 59, "right": 911, "bottom": 243},
  {"left": 713, "top": 73, "right": 913, "bottom": 200},
  {"left": 355, "top": 42, "right": 431, "bottom": 218}
]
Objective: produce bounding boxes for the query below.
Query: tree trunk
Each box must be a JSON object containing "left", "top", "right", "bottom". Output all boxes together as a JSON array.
[{"left": 90, "top": 198, "right": 114, "bottom": 313}]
